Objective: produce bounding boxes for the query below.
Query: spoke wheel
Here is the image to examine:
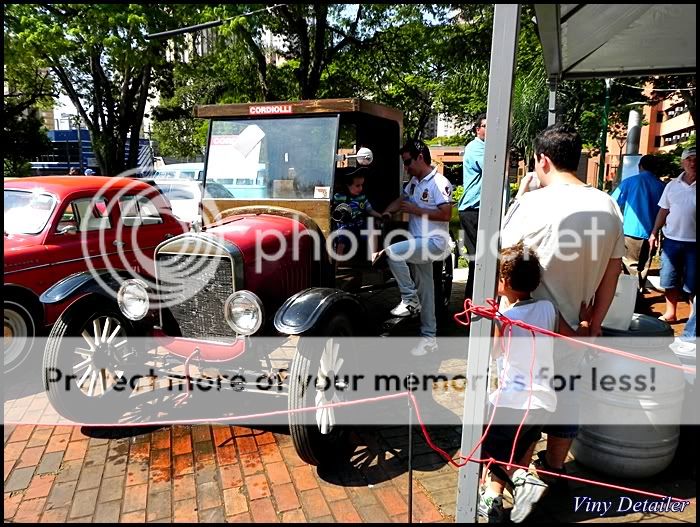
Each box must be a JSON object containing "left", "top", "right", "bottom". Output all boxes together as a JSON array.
[
  {"left": 43, "top": 305, "right": 140, "bottom": 424},
  {"left": 288, "top": 313, "right": 354, "bottom": 466}
]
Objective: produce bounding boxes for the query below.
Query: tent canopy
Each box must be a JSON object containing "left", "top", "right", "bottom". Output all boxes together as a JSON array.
[{"left": 535, "top": 4, "right": 696, "bottom": 80}]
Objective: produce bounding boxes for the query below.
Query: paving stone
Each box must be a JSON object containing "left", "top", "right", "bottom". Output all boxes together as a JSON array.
[
  {"left": 358, "top": 503, "right": 393, "bottom": 523},
  {"left": 246, "top": 473, "right": 271, "bottom": 500},
  {"left": 173, "top": 498, "right": 198, "bottom": 522},
  {"left": 98, "top": 475, "right": 124, "bottom": 503},
  {"left": 329, "top": 498, "right": 363, "bottom": 523},
  {"left": 173, "top": 474, "right": 196, "bottom": 502},
  {"left": 5, "top": 466, "right": 35, "bottom": 492},
  {"left": 94, "top": 500, "right": 121, "bottom": 523},
  {"left": 194, "top": 464, "right": 218, "bottom": 486},
  {"left": 198, "top": 506, "right": 226, "bottom": 522},
  {"left": 69, "top": 488, "right": 99, "bottom": 519},
  {"left": 249, "top": 497, "right": 279, "bottom": 523},
  {"left": 56, "top": 460, "right": 83, "bottom": 483},
  {"left": 23, "top": 473, "right": 56, "bottom": 500},
  {"left": 36, "top": 451, "right": 64, "bottom": 475},
  {"left": 76, "top": 464, "right": 104, "bottom": 491},
  {"left": 300, "top": 488, "right": 331, "bottom": 519},
  {"left": 146, "top": 490, "right": 172, "bottom": 521},
  {"left": 47, "top": 480, "right": 78, "bottom": 510},
  {"left": 272, "top": 483, "right": 301, "bottom": 512},
  {"left": 197, "top": 481, "right": 223, "bottom": 511},
  {"left": 123, "top": 482, "right": 148, "bottom": 513},
  {"left": 223, "top": 487, "right": 248, "bottom": 516},
  {"left": 14, "top": 497, "right": 47, "bottom": 522},
  {"left": 41, "top": 506, "right": 70, "bottom": 522}
]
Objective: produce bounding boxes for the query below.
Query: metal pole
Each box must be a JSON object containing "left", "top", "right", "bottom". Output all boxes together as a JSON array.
[
  {"left": 76, "top": 118, "right": 84, "bottom": 173},
  {"left": 547, "top": 77, "right": 558, "bottom": 126},
  {"left": 455, "top": 4, "right": 520, "bottom": 523},
  {"left": 597, "top": 78, "right": 612, "bottom": 190},
  {"left": 407, "top": 375, "right": 413, "bottom": 525},
  {"left": 65, "top": 138, "right": 71, "bottom": 173}
]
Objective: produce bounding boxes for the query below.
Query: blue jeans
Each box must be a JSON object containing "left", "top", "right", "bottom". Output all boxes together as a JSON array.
[
  {"left": 681, "top": 297, "right": 696, "bottom": 342},
  {"left": 386, "top": 238, "right": 449, "bottom": 338}
]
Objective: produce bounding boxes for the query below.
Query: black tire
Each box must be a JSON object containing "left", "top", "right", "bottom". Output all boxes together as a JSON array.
[
  {"left": 288, "top": 313, "right": 355, "bottom": 466},
  {"left": 4, "top": 300, "right": 37, "bottom": 374},
  {"left": 433, "top": 254, "right": 454, "bottom": 321},
  {"left": 42, "top": 305, "right": 142, "bottom": 424}
]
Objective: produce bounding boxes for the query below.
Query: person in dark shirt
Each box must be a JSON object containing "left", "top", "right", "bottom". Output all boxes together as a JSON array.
[{"left": 331, "top": 171, "right": 383, "bottom": 263}]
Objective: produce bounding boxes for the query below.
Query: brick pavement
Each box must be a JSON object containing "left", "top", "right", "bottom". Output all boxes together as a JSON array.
[{"left": 4, "top": 422, "right": 449, "bottom": 523}]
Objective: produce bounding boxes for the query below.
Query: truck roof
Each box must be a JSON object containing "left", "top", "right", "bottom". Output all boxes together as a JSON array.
[{"left": 194, "top": 98, "right": 403, "bottom": 123}]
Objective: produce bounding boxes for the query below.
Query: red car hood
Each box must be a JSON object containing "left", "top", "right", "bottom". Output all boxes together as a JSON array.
[{"left": 205, "top": 214, "right": 310, "bottom": 258}]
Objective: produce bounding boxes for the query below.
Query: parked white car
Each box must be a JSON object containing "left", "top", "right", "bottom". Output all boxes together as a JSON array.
[
  {"left": 152, "top": 163, "right": 204, "bottom": 181},
  {"left": 148, "top": 179, "right": 233, "bottom": 224}
]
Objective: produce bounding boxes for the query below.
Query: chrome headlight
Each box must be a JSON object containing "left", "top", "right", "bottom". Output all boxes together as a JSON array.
[
  {"left": 224, "top": 291, "right": 263, "bottom": 335},
  {"left": 117, "top": 279, "right": 150, "bottom": 321}
]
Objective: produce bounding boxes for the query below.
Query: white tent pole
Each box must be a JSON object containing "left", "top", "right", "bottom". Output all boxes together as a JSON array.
[
  {"left": 548, "top": 77, "right": 558, "bottom": 125},
  {"left": 455, "top": 4, "right": 521, "bottom": 522}
]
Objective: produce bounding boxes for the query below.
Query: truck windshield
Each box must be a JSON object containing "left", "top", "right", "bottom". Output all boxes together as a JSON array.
[
  {"left": 4, "top": 190, "right": 57, "bottom": 235},
  {"left": 206, "top": 116, "right": 339, "bottom": 200}
]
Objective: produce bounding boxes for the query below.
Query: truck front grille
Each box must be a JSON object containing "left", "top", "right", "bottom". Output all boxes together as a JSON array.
[{"left": 156, "top": 253, "right": 236, "bottom": 341}]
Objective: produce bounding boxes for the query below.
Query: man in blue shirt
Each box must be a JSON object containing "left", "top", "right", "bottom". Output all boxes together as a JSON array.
[
  {"left": 457, "top": 113, "right": 486, "bottom": 300},
  {"left": 611, "top": 154, "right": 665, "bottom": 292}
]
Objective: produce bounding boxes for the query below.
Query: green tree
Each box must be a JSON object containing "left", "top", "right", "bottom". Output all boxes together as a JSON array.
[
  {"left": 3, "top": 7, "right": 55, "bottom": 176},
  {"left": 4, "top": 4, "right": 197, "bottom": 175},
  {"left": 2, "top": 112, "right": 51, "bottom": 178}
]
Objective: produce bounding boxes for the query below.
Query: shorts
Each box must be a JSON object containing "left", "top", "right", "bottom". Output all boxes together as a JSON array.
[
  {"left": 660, "top": 238, "right": 696, "bottom": 294},
  {"left": 482, "top": 406, "right": 550, "bottom": 481},
  {"left": 332, "top": 225, "right": 364, "bottom": 249},
  {"left": 542, "top": 341, "right": 582, "bottom": 439}
]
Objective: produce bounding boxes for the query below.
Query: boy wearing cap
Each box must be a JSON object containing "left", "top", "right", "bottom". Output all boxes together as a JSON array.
[{"left": 650, "top": 147, "right": 696, "bottom": 327}]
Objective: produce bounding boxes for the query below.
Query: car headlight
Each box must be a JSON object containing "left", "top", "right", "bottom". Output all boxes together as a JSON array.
[
  {"left": 224, "top": 291, "right": 263, "bottom": 335},
  {"left": 117, "top": 279, "right": 150, "bottom": 321}
]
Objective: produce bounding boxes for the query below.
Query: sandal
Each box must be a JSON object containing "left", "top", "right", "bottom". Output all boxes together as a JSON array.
[{"left": 658, "top": 315, "right": 678, "bottom": 323}]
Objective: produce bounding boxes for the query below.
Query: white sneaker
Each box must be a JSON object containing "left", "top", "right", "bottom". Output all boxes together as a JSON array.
[
  {"left": 410, "top": 337, "right": 437, "bottom": 357},
  {"left": 510, "top": 468, "right": 548, "bottom": 523},
  {"left": 390, "top": 298, "right": 421, "bottom": 317},
  {"left": 478, "top": 488, "right": 506, "bottom": 523},
  {"left": 670, "top": 337, "right": 696, "bottom": 356}
]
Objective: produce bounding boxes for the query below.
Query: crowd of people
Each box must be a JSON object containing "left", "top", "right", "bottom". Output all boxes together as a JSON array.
[{"left": 330, "top": 120, "right": 694, "bottom": 522}]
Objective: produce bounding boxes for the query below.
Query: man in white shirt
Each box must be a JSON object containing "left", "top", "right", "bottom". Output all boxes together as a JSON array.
[
  {"left": 382, "top": 139, "right": 452, "bottom": 356},
  {"left": 501, "top": 123, "right": 625, "bottom": 486},
  {"left": 649, "top": 147, "right": 696, "bottom": 332}
]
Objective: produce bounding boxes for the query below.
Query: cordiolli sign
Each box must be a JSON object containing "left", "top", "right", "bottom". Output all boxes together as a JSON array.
[{"left": 249, "top": 104, "right": 293, "bottom": 115}]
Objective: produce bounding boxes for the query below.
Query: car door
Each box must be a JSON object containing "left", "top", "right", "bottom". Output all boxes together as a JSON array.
[{"left": 44, "top": 194, "right": 117, "bottom": 280}]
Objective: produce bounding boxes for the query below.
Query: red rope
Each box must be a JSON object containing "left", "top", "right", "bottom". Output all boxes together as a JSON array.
[
  {"left": 407, "top": 393, "right": 692, "bottom": 504},
  {"left": 454, "top": 298, "right": 696, "bottom": 374}
]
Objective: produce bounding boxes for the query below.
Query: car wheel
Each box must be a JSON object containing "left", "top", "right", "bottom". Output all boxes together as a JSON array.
[
  {"left": 288, "top": 313, "right": 355, "bottom": 466},
  {"left": 4, "top": 300, "right": 36, "bottom": 374},
  {"left": 42, "top": 306, "right": 141, "bottom": 424}
]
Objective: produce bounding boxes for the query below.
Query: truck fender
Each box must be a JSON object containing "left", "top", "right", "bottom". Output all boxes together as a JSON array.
[
  {"left": 273, "top": 288, "right": 367, "bottom": 335},
  {"left": 39, "top": 270, "right": 134, "bottom": 305}
]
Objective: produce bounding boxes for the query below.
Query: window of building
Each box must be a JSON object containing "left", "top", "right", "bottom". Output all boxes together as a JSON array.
[
  {"left": 654, "top": 136, "right": 662, "bottom": 147},
  {"left": 656, "top": 112, "right": 664, "bottom": 123}
]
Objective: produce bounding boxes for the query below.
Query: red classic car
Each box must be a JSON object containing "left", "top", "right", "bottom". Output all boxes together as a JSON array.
[{"left": 3, "top": 176, "right": 189, "bottom": 373}]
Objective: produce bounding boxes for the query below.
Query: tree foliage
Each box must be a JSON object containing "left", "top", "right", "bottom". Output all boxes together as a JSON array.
[{"left": 4, "top": 4, "right": 197, "bottom": 175}]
